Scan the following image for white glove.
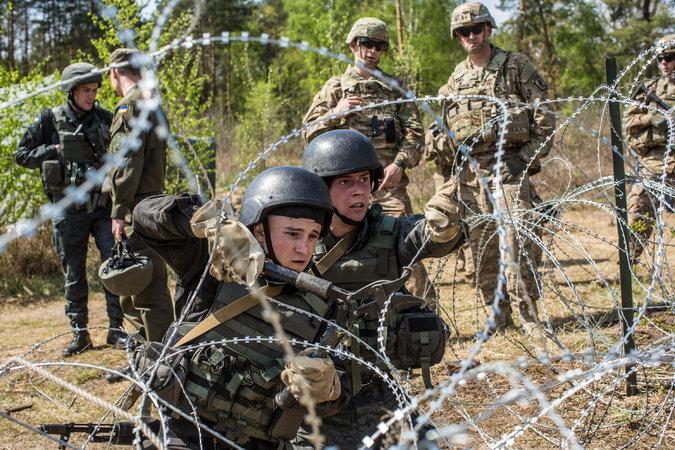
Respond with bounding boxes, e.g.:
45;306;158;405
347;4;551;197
190;200;265;286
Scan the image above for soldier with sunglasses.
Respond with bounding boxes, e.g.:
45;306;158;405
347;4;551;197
302;17;436;305
427;2;555;335
624;34;675;264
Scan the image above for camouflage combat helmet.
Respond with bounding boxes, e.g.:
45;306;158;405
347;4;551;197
99;239;153;297
345;17;389;45
303;130;384;193
657;34;675;55
450;2;498;39
60;62;103;94
239;166;334;237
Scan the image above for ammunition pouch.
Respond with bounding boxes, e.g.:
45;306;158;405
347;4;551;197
41;158;66;194
132;340;189;406
41;132;101;196
449;99;530;150
396;312;450;380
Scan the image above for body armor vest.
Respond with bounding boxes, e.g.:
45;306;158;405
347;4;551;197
181;281;327;446
341;74;401;162
627;78;675;155
443;49;530;154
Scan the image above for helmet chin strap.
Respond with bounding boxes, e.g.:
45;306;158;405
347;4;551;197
262;217;282;266
334;209;362;227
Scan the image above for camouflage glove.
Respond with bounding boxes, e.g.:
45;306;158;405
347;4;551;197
500;155;527;184
424;181;462;243
281;352;341;405
190;199;265;286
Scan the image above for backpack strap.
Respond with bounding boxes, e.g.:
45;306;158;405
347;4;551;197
314;228;359;275
41;107;56;145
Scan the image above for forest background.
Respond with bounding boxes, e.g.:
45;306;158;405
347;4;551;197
0;0;673;229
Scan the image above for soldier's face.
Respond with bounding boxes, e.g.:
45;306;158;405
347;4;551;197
329;171;371;225
254;215;322;272
71;82;99;111
657;53;675;75
350;40;384;68
458;23;491;54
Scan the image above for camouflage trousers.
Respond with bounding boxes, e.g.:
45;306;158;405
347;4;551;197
457;167;541;324
294;379;399;449
121;216;174;342
50;199;123;329
372;185;437;306
627;150;675;260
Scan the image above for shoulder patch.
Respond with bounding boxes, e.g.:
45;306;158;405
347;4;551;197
531;75;548;92
116;105;128;114
33;115;40;122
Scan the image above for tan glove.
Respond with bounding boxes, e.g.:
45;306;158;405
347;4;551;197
281;352;341;405
424;180;462;243
190;199;264;286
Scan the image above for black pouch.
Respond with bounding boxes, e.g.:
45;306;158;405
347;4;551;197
384;117;397;143
132;340;189;406
41;159;65;193
397;312;450;387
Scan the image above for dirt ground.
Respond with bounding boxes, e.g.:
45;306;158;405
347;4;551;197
1;206;675;449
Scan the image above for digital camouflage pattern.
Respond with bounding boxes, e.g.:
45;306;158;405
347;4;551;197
450;1;498;39
345;17;389;44
624;69;675;259
657;34;675;54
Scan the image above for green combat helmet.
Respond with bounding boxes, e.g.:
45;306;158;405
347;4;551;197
450;1;498;39
345;17;389;45
60;62;103;94
99;239;153;297
657;34;675;55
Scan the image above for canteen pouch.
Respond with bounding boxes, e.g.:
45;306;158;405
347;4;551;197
397;312;450;387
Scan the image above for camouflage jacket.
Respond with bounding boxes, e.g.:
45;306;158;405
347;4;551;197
431;46;555;171
302;65;424;168
105;85;168;220
625;76;675;157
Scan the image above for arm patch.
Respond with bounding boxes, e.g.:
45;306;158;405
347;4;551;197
531;75;548;92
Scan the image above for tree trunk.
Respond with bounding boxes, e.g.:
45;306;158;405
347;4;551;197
534;0;558;100
518;0;526;53
395;0;405;60
641;0;651;21
8;1;15;71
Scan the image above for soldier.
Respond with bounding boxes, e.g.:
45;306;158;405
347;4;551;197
297;130;465;448
104;48;173;382
302;16;434;302
428;2;555;333
132;167;350;449
15;63;126;357
625;34;675;263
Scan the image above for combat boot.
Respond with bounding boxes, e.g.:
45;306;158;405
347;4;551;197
488;303;514;335
106;328;129;349
105;365;131;384
62;331;93;357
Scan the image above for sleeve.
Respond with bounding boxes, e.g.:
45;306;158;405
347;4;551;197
394;94;424;168
395;214;466;266
428;82;458;166
301;77;345;144
517;57;556;163
107;102;146;219
15;113;60;169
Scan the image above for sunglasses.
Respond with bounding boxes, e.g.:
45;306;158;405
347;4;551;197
657;54;675;63
456;23;486;38
358;37;387;51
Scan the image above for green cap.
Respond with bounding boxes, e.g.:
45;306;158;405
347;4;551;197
109;48;140;67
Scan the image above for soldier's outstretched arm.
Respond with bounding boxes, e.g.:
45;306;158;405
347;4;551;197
301;77;346;144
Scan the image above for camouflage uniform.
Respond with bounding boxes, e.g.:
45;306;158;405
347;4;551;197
624;34;675;261
430;3;555;329
302;17;433;299
15;79;123;340
105;50;173;341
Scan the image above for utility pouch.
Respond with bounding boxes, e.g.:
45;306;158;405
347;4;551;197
397;312;450;388
371;115;382;137
384;117;397;143
61;133;96;164
41;159;65;193
269;401;306;440
133;340;189;406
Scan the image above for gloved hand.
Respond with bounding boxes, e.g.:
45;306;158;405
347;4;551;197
650;112;667;131
424;181;462;243
281;352;341;405
190;199;264;286
500;155;527;184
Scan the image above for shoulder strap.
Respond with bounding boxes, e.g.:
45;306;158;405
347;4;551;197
41;107;56;145
315;228;359;275
174;284;284;347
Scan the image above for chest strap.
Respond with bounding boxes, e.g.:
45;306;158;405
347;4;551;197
174;284;284;347
314;228;359;275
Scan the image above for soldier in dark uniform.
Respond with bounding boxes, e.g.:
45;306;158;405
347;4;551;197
15;62;126;358
104;48;174;382
297;130;465;448
132;167;350;449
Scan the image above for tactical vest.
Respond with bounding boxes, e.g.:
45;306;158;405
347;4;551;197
341;74;402;162
628;79;675;155
444;50;530;154
180;281;327;446
42;106;110;195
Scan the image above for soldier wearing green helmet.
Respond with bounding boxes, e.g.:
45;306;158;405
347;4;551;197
624;34;675;264
302;16;437;306
428;1;556;337
15;62;126;358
